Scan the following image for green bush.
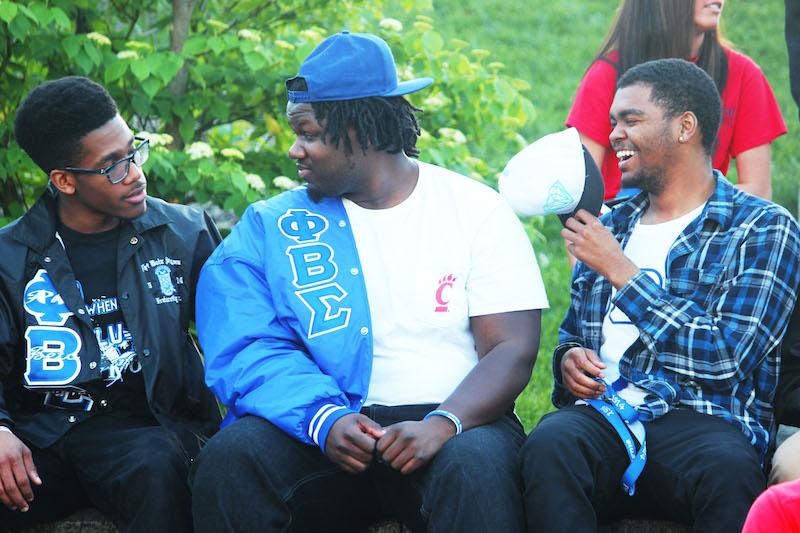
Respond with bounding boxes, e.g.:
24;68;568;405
0;0;535;226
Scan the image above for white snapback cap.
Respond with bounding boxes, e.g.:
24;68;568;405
499;127;604;225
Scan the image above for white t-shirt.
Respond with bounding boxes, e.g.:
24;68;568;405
344;161;548;406
600;203;706;406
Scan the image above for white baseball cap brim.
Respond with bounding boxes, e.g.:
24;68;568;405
499;127;604;225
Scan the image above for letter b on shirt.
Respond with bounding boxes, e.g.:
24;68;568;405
287;243;351;337
286;243;337;287
25;326;82;386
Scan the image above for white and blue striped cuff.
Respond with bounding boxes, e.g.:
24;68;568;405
308;403;348;448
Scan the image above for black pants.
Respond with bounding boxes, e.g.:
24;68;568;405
0;414;195;533
190;404;526;533
520;406;765;533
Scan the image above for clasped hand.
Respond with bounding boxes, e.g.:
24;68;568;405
325;413;456;475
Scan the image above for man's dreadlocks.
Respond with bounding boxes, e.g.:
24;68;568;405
311;96;422;157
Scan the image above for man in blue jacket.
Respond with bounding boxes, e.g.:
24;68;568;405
191;32;548;532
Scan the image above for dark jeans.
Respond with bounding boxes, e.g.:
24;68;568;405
191;404;526;533
0;414;195;533
520;406;765;533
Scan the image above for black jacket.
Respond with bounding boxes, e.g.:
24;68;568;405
0;190;222;452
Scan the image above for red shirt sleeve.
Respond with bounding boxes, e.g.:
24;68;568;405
726;49;787;157
566;58;618;148
566;56;621;199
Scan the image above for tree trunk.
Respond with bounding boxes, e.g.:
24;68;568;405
166;0;198;149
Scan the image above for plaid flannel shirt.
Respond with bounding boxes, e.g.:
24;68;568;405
553;173;800;461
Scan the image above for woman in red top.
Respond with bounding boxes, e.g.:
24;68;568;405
568;0;786;200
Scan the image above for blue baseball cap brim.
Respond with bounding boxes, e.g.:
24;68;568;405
384;77;434;98
286;31;433;103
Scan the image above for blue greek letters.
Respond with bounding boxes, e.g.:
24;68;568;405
286;244;338;287
24;270;72;326
296;283;350;338
25;326;82;386
279;209;328;243
23;269;82;387
279;209;351;338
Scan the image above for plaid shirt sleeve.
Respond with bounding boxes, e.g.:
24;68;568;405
612;208;800;391
551;264;593;407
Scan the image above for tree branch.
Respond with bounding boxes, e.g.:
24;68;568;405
123;8;141;41
221;0;273;33
195;107;265;135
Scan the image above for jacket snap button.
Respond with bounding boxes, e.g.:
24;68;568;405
130;236;139;245
43;257;51;263
68;415;76;423
89;362;97;369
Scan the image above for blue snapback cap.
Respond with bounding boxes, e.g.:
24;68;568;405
286;31;433;103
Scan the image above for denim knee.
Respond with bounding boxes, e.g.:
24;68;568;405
191;416;274;488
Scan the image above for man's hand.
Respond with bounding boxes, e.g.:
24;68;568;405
561;346;606;399
375;416;456;475
561;210;638;288
0;430;40;512
324;413;384;474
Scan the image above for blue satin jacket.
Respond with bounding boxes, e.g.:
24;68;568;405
197;188;373;452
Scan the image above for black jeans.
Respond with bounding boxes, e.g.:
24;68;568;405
0;414;195;532
520;406;765;533
190;404;526;533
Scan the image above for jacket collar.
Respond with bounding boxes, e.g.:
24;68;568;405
607;170;734;234
10;188;173;253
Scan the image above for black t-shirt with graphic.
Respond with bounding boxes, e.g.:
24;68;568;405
56;220;150;418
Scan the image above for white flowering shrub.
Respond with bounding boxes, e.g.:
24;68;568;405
0;1;534;225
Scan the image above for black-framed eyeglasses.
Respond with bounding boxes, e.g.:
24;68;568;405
63;137;150;185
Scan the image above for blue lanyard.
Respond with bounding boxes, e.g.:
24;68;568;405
585;378;647;496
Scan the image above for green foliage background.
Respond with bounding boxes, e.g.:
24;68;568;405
0;0;534;225
0;0;796;430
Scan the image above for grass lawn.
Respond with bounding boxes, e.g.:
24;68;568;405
410;0;799;430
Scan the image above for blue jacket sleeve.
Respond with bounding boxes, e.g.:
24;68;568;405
196;206;355;452
551;262;591;408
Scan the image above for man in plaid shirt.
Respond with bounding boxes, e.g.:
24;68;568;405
519;59;800;532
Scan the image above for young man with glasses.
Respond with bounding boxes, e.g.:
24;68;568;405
0;76;221;531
